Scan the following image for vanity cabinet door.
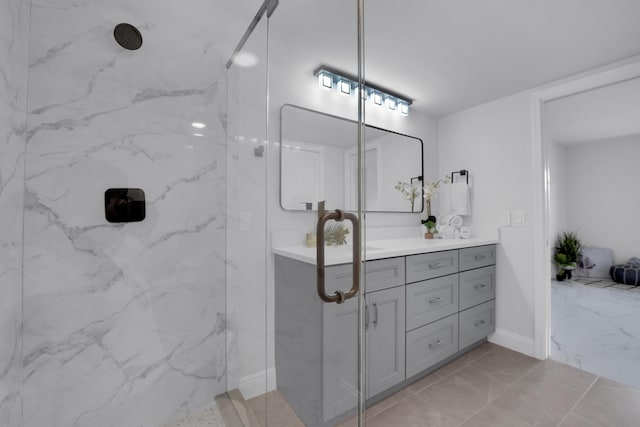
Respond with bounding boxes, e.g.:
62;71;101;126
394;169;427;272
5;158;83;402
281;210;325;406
322;298;358;421
366;286;406;398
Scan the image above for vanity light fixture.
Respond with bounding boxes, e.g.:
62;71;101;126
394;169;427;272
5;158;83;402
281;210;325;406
398;101;409;116
384;95;397;111
372;91;383;106
337;78;352;96
313;65;413;115
318;70;333;90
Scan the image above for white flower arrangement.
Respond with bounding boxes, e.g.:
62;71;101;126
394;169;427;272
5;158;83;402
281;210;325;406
422;175;451;216
394;181;421;212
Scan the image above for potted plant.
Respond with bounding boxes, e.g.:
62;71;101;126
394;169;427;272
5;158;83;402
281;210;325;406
554;232;583;281
422;219;437;239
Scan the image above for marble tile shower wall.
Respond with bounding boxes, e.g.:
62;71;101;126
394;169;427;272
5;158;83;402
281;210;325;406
21;2;228;426
0;0;29;426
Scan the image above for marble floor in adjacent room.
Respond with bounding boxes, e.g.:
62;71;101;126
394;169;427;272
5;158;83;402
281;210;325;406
551;279;640;390
244;342;640;426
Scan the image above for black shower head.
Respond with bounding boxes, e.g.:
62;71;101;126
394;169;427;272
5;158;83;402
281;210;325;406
114;23;143;50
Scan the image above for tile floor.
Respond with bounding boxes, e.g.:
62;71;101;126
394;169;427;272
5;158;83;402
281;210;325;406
247;342;640;427
551;279;640;390
164;402;225;427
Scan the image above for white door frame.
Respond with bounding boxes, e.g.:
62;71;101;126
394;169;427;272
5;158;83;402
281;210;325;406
531;59;640;359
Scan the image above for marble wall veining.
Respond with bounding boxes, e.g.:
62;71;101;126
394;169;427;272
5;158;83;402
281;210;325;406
0;0;29;425
21;1;228;426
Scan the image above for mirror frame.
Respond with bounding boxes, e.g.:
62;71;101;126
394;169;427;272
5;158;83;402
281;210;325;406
279;103;424;213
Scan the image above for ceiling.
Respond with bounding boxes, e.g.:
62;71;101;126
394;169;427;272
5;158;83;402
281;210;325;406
224;0;640;117
546;76;640;144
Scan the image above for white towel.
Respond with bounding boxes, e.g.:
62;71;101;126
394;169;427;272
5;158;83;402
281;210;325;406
453;229;461;239
441;225;455;239
460;226;471;239
450;182;471;215
438;214;451;227
449;215;463;229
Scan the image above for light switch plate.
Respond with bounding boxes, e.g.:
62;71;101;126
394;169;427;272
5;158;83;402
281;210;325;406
513;211;526;227
500;211;511;227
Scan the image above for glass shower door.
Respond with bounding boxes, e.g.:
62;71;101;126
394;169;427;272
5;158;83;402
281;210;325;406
225;0;367;425
265;0;367;426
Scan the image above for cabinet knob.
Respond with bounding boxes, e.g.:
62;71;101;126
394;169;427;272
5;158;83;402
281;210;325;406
474;283;486;290
474;319;486;328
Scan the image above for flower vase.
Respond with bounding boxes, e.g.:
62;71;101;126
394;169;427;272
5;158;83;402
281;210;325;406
424;232;434;239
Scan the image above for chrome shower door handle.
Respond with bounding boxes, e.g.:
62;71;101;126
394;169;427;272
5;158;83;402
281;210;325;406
316;209;361;304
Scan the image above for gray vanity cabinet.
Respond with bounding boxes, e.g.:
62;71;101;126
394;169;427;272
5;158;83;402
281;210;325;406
322;268;405;420
274;244;497;426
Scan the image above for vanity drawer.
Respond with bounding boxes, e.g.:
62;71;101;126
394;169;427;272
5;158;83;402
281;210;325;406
326;257;405;295
406;274;459;331
459;265;496;310
460;245;496;271
459;300;495;349
364;257;405;293
406;250;458;283
406;314;458;378
459;245;496;271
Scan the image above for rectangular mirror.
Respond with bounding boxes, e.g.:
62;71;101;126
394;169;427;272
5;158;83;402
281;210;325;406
280;104;424;212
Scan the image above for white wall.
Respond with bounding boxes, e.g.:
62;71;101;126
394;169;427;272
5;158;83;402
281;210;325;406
563;135;640;263
438;92;536;354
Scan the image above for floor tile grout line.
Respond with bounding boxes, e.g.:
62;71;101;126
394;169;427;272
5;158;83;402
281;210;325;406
365;372;447;421
556;375;601;427
366;344;499;423
455;358;543;426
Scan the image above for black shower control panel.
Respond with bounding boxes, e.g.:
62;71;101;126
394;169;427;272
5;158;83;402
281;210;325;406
105;188;146;223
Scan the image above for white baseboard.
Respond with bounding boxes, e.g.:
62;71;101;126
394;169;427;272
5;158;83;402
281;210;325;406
238;368;277;400
489;328;536;358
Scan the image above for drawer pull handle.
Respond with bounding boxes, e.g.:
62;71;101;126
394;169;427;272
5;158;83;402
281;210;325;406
475;319;486;328
428;262;443;269
429;297;443;305
474;283;486;290
474;255;486;260
429;339;443;349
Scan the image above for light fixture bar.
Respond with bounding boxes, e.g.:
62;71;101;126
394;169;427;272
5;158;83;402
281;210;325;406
313;65;413;115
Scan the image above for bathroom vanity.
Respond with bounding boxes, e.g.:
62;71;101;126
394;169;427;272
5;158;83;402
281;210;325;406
273;238;498;426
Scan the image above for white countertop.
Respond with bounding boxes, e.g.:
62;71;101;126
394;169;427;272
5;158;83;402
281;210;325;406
272;237;499;266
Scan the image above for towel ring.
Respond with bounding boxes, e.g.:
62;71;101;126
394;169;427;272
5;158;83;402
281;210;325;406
451;169;469;184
